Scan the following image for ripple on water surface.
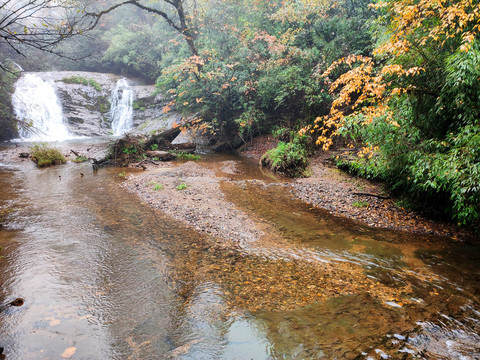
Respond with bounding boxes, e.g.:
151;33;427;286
0;152;479;359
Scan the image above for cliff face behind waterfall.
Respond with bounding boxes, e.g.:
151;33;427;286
9;71;178;140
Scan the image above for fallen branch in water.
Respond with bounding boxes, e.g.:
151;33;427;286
70;149;80;157
352;192;391;200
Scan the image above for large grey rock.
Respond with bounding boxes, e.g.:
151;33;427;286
12;71;212;148
128;85;182;137
32;71;172;138
35;71;119;137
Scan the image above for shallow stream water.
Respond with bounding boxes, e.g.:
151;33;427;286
0;144;479;359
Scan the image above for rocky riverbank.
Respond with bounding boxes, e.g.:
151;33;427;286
242;137;472;241
120;155;473;252
1;139;472;242
290;156;471;240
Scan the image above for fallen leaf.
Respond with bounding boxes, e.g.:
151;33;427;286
49;319;61;326
61;347;76;358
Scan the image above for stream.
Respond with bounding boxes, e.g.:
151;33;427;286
0;141;479;359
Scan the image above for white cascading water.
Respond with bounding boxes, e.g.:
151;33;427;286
110;78;134;136
12;73;71;141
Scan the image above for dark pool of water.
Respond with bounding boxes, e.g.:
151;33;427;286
0;147;479;359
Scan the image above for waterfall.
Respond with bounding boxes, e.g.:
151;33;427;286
110;78;134;136
13;62;23;72
12;73;71;141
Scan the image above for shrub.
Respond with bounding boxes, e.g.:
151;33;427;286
261;134;309;177
30;143;66;167
337;109;480;228
108;136;146;166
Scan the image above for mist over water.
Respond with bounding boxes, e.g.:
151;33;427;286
12;74;72;142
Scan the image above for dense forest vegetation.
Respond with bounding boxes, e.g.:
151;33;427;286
1;0;479;230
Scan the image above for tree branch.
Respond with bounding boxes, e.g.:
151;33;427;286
85;1;182;34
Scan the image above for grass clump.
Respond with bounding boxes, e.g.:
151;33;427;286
353;201;369;208
153;183;164;191
62;76;102;91
72;155;88;163
30;143;66;167
261;133;308;177
176;182;188;191
174;152;201;161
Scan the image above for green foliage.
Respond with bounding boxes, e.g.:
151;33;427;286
339;103;480;227
72;155;88;163
0;208;14;228
122;146;138;155
437;46;480;132
174;152;201;161
101;23;171;80
97;96;111;114
408;126;480;226
176;182;188;191
0;62;20;141
30;143;66;167
157;54;249;140
153;183;164;191
155;0;374;141
62;76;102;91
272;127;289;139
332;32;480;229
235;108;268;141
261;134;309;177
133;101;147;111
353;201;369;208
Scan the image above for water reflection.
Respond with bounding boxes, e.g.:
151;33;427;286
0;161;275;359
0;151;479;359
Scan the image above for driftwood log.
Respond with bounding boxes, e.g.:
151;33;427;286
91;127;194;168
145;150;177;161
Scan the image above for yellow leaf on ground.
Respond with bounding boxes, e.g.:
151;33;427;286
61;347;76;358
49;319;60;326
